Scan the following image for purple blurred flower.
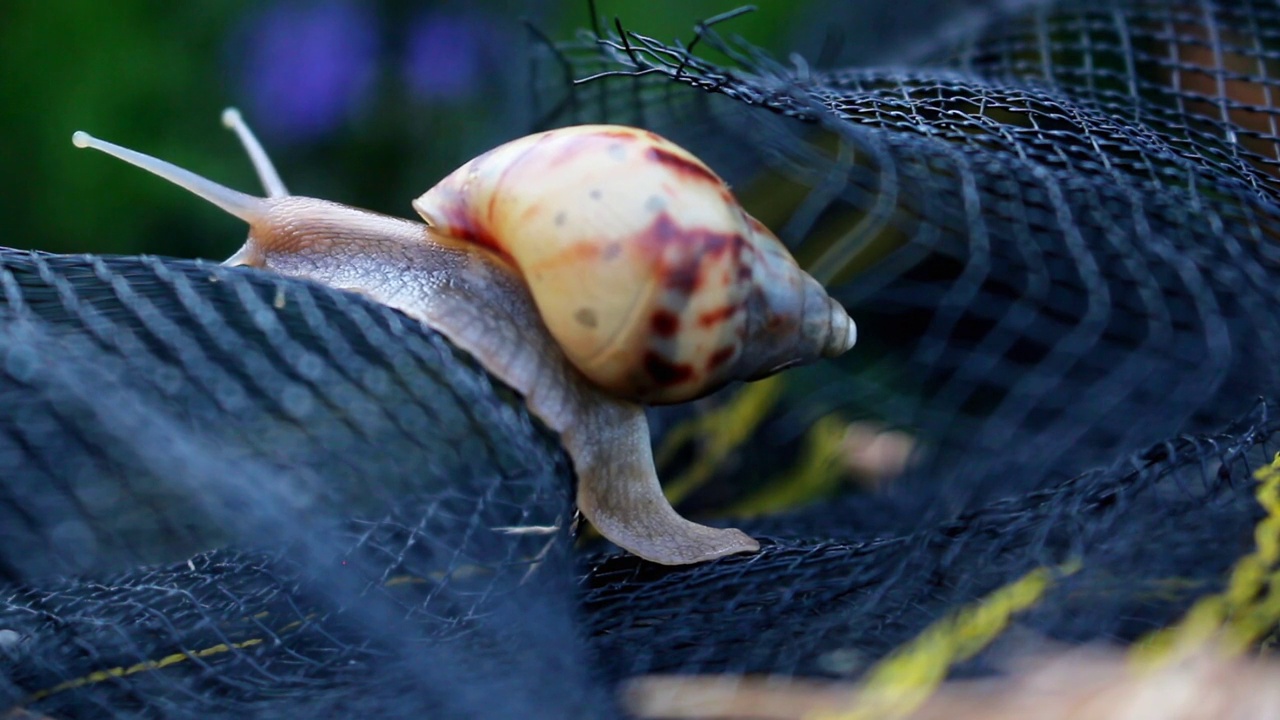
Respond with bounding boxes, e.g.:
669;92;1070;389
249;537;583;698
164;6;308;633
234;0;379;140
403;11;497;102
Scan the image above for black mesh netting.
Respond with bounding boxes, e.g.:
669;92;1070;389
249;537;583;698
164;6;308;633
7;0;1280;717
545;0;1280;511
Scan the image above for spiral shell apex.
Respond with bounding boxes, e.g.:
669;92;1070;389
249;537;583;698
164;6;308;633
412;124;856;404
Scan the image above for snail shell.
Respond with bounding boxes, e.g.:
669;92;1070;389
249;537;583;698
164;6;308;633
415;125;855;403
70;113;857;565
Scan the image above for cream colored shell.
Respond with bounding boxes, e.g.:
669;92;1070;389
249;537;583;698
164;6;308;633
413;125;855;404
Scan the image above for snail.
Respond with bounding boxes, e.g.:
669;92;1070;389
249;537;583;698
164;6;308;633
70;111;856;565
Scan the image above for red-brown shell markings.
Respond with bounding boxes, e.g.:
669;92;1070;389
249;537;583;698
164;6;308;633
650;310;681;338
626;213;744;287
706;346;738;372
645;146;723;186
625;206;757;397
697;305;738;329
432;201;506;259
643;351;695;387
531;242;603;273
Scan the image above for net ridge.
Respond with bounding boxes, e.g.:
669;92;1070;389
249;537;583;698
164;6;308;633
543;0;1280;510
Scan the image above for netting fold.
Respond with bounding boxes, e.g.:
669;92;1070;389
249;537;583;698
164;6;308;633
8;0;1280;716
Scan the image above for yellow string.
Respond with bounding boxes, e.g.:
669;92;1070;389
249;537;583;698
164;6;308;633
810;562;1078;720
1131;451;1280;666
17;570;441;707
727;414;850;517
657;377;785;506
26;637;265;702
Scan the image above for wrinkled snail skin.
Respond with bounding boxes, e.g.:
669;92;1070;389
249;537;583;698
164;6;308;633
228;199;760;565
70;115;856;565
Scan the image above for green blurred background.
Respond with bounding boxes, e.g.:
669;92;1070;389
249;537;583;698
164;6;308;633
2;1;821;262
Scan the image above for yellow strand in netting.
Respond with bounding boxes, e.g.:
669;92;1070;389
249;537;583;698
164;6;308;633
1131;451;1280;667
727;414;851;517
657;377;785;506
809;561;1079;720
25;636;269;703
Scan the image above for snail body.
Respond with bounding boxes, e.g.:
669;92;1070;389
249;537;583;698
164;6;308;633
71;113;856;565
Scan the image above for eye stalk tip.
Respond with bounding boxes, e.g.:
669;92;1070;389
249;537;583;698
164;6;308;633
220;107;243;130
71;131;93;149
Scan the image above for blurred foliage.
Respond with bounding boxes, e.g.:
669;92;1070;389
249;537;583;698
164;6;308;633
2;0;815;261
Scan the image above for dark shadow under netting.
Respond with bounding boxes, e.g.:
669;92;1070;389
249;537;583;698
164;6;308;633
5;0;1280;717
